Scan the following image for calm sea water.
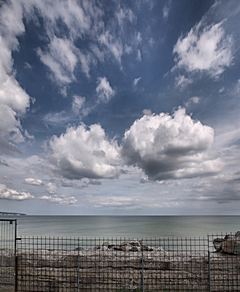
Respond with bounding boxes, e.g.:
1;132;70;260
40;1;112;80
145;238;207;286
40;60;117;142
7;215;240;238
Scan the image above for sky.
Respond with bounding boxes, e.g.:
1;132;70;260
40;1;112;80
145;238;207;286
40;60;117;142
0;0;240;215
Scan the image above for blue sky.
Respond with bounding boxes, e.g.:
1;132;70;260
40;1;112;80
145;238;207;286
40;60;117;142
0;0;240;215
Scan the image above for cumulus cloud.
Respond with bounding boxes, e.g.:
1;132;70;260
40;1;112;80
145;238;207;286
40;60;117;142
96;77;115;103
122;108;222;180
173;22;233;77
49;123;121;179
0;184;33;200
25;177;43;186
41;194;77;205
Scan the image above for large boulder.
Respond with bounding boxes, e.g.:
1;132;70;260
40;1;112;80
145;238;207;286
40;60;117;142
213;231;240;255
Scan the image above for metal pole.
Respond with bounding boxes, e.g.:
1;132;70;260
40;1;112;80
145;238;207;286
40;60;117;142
207;235;211;292
140;240;144;292
77;238;80;292
14;220;18;292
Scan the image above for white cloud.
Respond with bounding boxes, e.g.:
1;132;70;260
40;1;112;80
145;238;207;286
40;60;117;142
162;0;171;20
49;123;121;179
96;77;115;103
26;0;94;39
185;96;201;108
46;182;57;194
116;6;135;27
233;79;240;96
99;31;123;64
43;111;72;126
38;37;78;85
175;75;192;89
173;22;233;77
77;50;92;78
91;196;139;208
122;108;222;180
0;1;31;151
0;184;33;200
133;77;142;87
136;49;142;61
142;109;152;116
25;177;43;186
41;194;77;205
72;95;86;114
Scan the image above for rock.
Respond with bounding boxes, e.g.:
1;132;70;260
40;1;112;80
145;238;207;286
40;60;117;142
129;246;140;252
213;238;224;252
128;240;141;247
99;246;109;251
141;245;154;251
213;232;240;255
95;240;162;253
222;239;235;254
235;231;240;238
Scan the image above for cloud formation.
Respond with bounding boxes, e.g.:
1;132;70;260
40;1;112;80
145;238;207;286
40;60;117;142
38;37;78;85
72;95;86;115
133;77;141;87
122;108;222;180
41;194;77;205
50;123;120;179
173;22;233;77
175;75;192;89
96;77;115;103
25;178;43;186
0;184;33;200
0;1;31;153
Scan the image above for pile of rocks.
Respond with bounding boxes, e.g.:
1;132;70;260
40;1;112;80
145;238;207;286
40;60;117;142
97;240;163;252
213;231;240;255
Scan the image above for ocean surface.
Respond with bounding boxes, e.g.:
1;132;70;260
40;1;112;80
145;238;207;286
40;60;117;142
5;215;240;238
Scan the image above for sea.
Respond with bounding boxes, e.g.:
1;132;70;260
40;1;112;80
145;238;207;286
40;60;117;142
7;215;240;238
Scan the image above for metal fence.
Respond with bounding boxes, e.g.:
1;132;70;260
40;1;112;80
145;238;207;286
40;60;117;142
0;219;240;291
15;235;240;291
0;219;17;292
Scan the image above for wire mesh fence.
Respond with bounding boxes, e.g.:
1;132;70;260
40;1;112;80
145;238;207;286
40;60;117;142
0;219;17;292
0;219;240;291
15;235;240;291
208;233;240;291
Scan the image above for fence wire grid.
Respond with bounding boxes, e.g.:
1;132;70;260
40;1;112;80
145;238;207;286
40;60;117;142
0;219;240;292
0;219;17;292
15;235;240;292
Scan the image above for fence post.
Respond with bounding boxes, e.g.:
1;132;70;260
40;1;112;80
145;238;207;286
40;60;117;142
14;220;18;292
140;240;144;292
207;235;211;292
77;238;80;292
